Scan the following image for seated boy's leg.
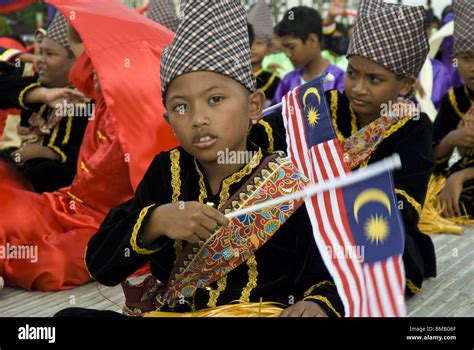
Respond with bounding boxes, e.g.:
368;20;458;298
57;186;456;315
21;159;76;193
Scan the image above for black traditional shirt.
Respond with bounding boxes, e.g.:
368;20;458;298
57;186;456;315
86;144;344;316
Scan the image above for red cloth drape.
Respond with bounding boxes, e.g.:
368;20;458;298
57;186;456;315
0;0;177;290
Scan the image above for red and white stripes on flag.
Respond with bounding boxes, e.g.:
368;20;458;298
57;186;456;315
281;86;406;317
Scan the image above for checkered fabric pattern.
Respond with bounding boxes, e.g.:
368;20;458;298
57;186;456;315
347;0;428;77
160;0;256;101
46;12;71;51
453;0;474;55
147;0;180;32
247;0;273;45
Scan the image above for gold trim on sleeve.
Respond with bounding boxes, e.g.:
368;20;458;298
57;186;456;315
62;116;73;145
395;188;422;216
303;295;342;317
18;82;41;110
130;204;160;255
303;280;334;297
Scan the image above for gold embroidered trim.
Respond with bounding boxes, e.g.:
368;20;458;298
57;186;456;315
330;90;344;142
18;82;41;110
406;278;421;294
239;254;258;303
170;149;183;259
47;123;67;163
358;116;413;169
218;148;263;209
48;145;67;163
395;188;422;216
258;119;274;153
97;130;107;141
449;88;464;119
253;67;264;77
261;73;277;93
349;105;358;135
130;204;159;255
207;275;228;308
62;116;73;145
194;159;208;203
303;295;341;317
83;245;95;280
67;191;84;204
170;149;181;202
81;161;90;174
303;280;334;297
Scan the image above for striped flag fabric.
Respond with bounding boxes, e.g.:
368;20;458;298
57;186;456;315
280;74;406;317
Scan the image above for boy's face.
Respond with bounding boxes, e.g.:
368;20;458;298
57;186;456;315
456;52;474;92
251;37;269;66
36;37;75;88
165;71;264;164
279;34;318;68
344;55;413;118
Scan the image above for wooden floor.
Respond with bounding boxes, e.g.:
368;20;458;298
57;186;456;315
1;229;473;317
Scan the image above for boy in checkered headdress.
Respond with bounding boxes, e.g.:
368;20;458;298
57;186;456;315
84;0;344;318
247;0;280;103
433;0;474;219
342;0;436;295
146;0;180;32
254;0;437;295
0;12;89;193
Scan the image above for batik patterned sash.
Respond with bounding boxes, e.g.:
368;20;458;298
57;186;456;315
340;99;417;169
161;153;309;306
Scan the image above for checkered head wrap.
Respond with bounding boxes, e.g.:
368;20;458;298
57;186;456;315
453;0;474;55
147;0;180;32
347;0;428;77
160;0;256;102
46;12;71;51
247;0;273;45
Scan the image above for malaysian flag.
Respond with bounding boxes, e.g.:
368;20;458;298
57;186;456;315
281;74;406;317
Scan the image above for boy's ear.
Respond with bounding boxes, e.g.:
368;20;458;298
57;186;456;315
399;76;416;97
308;33;320;48
249;90;266;125
163;112;170;125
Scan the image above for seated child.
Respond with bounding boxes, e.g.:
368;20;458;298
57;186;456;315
247;0;281;103
432;0;474;218
271;6;345;106
81;0;343;317
0;13;89;193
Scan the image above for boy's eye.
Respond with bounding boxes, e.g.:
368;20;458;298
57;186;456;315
173;103;188;114
369;76;381;84
209;96;224;104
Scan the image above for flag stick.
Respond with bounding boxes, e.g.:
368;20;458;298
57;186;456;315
261;73;335;115
225;153;401;220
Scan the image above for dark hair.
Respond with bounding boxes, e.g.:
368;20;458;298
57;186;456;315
247;22;255;48
424;8;440;31
275;6;323;43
